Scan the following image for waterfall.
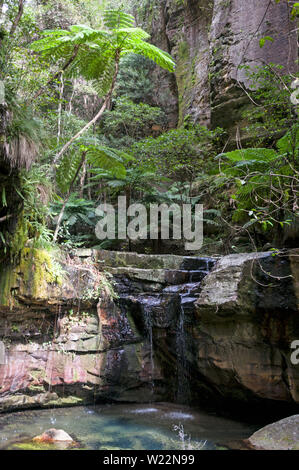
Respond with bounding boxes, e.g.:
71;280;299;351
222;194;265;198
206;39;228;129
112;254;216;404
175;258;216;404
142;303;154;397
176;298;190;404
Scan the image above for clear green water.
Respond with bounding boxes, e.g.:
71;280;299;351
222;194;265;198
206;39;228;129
0;403;259;450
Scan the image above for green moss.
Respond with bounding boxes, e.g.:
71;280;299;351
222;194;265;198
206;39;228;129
9;212;28;262
0;248;64;307
46;396;83;407
28;384;45;392
0;264;16;307
9;440;81;450
175;41;196;126
9;441;55;451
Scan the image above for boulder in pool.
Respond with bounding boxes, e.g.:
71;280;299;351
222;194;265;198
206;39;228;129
248;415;299;450
33;428;73;443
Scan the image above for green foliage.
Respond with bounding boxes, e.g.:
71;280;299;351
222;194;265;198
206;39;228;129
0;90;45;170
89;166;159;198
30;9;175;96
85;142;127;178
100;97;166;148
241;64;296;144
116;54;155;104
218;127;299;236
56;139;127;194
132;125;225;185
1;164;54;258
50;194;97;247
259;36;274;48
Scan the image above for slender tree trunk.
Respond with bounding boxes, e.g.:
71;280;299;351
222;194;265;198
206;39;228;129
0;0;4;19
10;0;24;36
79;154;87;198
87;167;92;200
53;50;121;166
57;73;64;145
53;151;86;242
68;80;76;116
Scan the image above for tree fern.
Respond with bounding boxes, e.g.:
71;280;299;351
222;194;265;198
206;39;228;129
30;9;175;163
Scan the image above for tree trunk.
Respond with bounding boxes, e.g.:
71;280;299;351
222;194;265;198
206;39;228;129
53;50;121;166
79;154;87;198
0;0;4;19
10;0;24;36
57;73;64;145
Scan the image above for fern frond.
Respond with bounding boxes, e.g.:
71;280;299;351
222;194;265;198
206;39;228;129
123;38;175;73
86;145;126;178
91;57;116;95
56;151;82;193
116;28;150;42
103;10;135;30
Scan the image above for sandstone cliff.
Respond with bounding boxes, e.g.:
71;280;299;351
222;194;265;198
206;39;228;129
136;0;298;130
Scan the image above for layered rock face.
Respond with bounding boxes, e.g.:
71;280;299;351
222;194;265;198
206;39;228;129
0;249;170;412
137;0;297;129
0;248;215;412
0;248;299;414
193;250;299;408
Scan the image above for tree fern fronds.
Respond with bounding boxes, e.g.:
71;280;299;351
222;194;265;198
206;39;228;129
103;9;135;29
29;8;176;162
56;151;82;193
85;144;126;178
116;28;150;42
124;39;175;73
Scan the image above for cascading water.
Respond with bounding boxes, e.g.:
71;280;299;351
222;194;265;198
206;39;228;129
174;258;216;404
113;255;216;404
176;299;190;404
142;302;155;397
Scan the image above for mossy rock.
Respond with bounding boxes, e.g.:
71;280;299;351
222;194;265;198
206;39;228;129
0;248;64;308
9;440;79;450
248;415;299;450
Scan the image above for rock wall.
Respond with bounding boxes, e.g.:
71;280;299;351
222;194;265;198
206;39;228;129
0;248;299;414
136;0;298;130
0;249;169;412
193;250;299;409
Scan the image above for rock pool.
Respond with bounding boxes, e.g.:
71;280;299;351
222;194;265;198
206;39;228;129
0;403;260;450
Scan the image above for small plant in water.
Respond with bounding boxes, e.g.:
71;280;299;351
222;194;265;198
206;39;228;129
172;423;206;450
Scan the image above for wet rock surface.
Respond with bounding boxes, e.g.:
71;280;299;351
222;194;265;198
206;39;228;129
0;249;215;411
248;415;299;450
33;428;73;442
